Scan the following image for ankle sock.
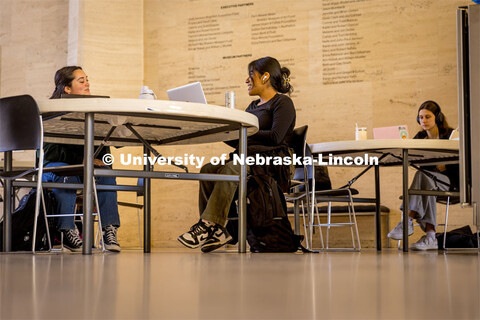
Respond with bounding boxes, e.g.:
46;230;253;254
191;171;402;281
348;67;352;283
426;231;436;239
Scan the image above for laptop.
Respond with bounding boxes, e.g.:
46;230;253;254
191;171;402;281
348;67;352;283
167;82;207;104
449;128;459;140
373;125;409;140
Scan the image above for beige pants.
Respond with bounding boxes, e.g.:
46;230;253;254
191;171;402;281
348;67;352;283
199;161;250;226
401;170;450;231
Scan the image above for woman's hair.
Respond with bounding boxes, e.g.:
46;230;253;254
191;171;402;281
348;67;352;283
50;66;83;99
248;56;293;95
417;100;452;134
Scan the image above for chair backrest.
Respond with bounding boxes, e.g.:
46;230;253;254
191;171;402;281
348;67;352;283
289;126;333;191
290;125;308;165
0;95;41;152
290;125;314;180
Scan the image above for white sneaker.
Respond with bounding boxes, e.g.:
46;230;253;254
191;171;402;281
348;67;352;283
410;235;438;251
387;220;414;240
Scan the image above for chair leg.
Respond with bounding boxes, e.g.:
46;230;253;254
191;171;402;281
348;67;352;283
308;199;314;250
32;173;44;253
348;190;361;250
32;187;48;253
327;202;332;249
136;195;142;248
443;196;450;250
346;200;355;249
314;198;324;250
300;200;310;250
40;191;52;251
92;177;105;252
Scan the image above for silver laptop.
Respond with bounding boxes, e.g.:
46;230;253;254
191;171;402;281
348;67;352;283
167;82;207;104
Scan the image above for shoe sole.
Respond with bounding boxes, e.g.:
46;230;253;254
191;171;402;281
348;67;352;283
201;235;233;253
387;231;414;240
62;245;82;252
105;244;121;252
410;245;438;251
177;236;202;249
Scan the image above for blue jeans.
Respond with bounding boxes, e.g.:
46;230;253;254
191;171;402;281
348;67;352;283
42;162;120;230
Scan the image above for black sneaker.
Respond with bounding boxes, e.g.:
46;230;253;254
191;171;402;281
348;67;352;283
103;225;121;252
178;220;213;249
201;224;232;253
63;229;83;252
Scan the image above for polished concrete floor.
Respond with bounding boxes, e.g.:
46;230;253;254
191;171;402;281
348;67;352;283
0;248;479;320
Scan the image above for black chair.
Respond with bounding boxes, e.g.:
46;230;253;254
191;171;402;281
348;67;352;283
284;126;322;249
437;195;463;250
285;125;361;251
1;95;104;253
0;94;49;252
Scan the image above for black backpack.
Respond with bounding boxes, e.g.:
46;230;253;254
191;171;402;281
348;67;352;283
245;175;305;253
436;225;478;249
0;189;56;251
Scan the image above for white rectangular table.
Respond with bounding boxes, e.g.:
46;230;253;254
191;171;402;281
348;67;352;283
310;139;459;251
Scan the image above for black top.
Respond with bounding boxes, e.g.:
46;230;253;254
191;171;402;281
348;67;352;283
225;93;296;191
413;128;459;190
42;143;109;165
226;93;296;153
246;93;296;148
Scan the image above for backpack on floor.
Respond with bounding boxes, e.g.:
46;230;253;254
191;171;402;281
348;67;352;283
245;174;305;253
436;225;478;249
0;189;56;251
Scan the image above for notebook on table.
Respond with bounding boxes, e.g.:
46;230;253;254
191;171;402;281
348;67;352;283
167;82;207;104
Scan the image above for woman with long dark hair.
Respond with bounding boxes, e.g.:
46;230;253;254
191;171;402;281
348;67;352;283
178;56;296;253
387;100;458;250
42;66;121;252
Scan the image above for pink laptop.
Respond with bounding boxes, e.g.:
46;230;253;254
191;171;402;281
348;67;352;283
373;125;409;139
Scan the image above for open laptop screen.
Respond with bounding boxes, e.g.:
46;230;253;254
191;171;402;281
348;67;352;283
167;82;207;104
373;125;409;139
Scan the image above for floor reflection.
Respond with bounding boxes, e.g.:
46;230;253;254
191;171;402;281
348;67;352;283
0;249;478;319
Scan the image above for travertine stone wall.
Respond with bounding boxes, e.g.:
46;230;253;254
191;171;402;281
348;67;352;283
0;0;69;99
76;0;145;246
70;0;144;98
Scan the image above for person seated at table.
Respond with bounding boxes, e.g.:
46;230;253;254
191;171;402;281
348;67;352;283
387;100;459;250
178;56;296;253
42;66;121;252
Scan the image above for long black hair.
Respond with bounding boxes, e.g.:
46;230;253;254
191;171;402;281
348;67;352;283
248;57;293;95
50;66;83;99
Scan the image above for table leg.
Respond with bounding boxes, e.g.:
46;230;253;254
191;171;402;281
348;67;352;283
143;146;152;253
83;112;94;255
2;151;13;252
238;127;247;253
402;148;409;252
375;165;382;251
